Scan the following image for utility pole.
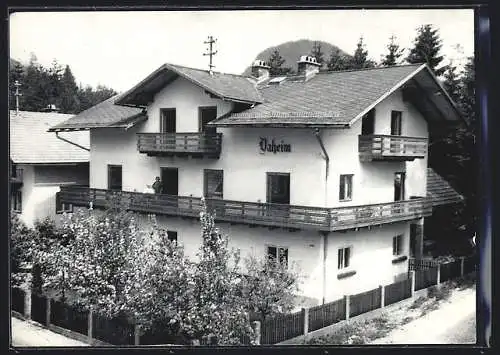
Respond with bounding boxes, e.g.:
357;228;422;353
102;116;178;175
14;80;22;115
203;35;218;75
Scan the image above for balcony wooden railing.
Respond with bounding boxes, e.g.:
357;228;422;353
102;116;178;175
358;135;428;162
137;133;222;158
59;186;433;232
10;168;23;185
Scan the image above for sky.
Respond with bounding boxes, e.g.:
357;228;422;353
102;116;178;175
9;9;474;93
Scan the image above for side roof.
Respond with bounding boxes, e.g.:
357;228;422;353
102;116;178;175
48;94;146;132
115;63;263;107
211;64;464;128
427;168;464;207
10;111;90;164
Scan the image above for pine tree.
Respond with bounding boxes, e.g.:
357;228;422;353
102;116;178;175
327;48;353;71
442;63;461;102
60;65;80;113
381;35;404;67
310;42;325;68
407;24;447;76
47;59;64;108
352;36;376;69
267;48;292;76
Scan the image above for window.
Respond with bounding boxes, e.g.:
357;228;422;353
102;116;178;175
11;189;22;213
391;111;402;136
339;174;353;201
167;230;178;242
393;235;403;256
108;165;122;191
56;192;73;214
267;246;288;267
361;109;375;135
338;247;351;269
160;108;176;133
204;169;223;198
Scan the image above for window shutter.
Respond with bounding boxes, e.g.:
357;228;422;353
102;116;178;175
345;248;350;267
338;249;343;269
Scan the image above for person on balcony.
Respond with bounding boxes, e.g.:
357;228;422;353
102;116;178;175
152;176;163;194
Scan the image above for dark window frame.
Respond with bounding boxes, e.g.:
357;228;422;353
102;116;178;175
160;108;177;133
107;165;123;191
393;234;404;256
266;172;291;205
198;106;218;134
338;247;351;270
339;174;353;202
266;245;289;268
391;110;403;136
11;189;22;213
167;230;178;242
204;169;224;199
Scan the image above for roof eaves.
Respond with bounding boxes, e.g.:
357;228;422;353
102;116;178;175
347;63;427;127
115;64;169;106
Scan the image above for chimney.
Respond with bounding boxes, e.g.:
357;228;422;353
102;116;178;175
297;55;321;80
251;59;270;82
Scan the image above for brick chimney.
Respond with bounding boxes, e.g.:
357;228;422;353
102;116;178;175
251;59;270;82
297;55;321;80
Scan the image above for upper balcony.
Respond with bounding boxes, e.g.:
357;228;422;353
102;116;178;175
137;133;222;158
358;135;428;162
10;167;23;185
59;186;432;232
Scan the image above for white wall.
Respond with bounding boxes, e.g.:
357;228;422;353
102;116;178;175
15;164;88;227
324;222;410;302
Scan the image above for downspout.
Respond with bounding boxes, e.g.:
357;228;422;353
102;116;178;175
314;128;330;305
55;131;90;152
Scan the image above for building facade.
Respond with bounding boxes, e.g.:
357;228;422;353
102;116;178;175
9;111;90;227
52;57;463;306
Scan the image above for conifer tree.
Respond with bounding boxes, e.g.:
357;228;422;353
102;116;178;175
381;35;404;67
267;48;292;76
327;48;353;71
352;36;376;69
407;24;447;76
310;42;325;68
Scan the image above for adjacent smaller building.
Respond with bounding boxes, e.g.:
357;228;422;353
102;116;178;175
9;110;90;227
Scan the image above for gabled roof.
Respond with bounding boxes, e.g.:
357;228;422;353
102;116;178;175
10;111;90;164
211;64;464;128
115;63;264;107
427;168;464;207
48;94;146;132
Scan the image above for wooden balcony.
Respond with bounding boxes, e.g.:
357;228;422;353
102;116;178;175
10;168;23;185
59;186;433;232
137;133;222;158
358;135;427;162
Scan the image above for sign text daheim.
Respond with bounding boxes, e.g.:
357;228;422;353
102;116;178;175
259;137;291;154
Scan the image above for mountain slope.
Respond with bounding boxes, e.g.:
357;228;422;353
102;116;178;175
242;39;351;75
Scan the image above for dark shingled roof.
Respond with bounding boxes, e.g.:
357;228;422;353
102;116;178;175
48;94;146;132
10;111;89;164
115;63;264;107
211;64;428;127
427;168;464;207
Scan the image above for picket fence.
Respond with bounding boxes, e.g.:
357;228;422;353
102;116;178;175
11;255;476;346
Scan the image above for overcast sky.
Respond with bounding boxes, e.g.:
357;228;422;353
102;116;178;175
9;9;474;93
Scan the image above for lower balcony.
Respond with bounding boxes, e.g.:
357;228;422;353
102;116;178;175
59;186;433;232
358;135;428;162
137;133;222;158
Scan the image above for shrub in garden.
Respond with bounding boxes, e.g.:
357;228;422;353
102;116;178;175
10;213;33;287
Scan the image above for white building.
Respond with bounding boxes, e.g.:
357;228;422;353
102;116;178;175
9;110;90;227
50;57;463;307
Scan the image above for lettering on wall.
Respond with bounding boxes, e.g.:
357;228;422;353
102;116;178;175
259;137;291;154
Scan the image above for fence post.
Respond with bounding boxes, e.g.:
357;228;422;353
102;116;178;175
87;309;93;345
436;263;441;286
45;297;51;326
460;256;465;276
345;295;350;321
252;321;261;345
380;285;385;308
302;308;309;335
410;270;416;297
134;324;141;345
24;288;32;319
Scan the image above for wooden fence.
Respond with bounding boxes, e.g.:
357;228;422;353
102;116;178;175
11;255;475;346
383;277;412;307
349;287;382;317
260;309;304;345
307;298;346;332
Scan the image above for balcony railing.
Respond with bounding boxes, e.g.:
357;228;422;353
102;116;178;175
10;168;23;185
59;186;433;232
137;133;222;158
358;135;427;162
